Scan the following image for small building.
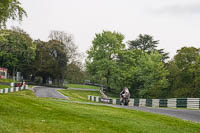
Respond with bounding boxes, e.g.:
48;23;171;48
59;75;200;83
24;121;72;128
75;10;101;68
0;67;8;79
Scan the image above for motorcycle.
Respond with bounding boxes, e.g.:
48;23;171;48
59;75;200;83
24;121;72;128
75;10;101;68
120;90;130;106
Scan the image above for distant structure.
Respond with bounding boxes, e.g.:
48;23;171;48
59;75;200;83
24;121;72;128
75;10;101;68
0;67;8;79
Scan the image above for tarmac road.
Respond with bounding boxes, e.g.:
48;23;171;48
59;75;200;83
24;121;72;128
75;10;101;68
32;86;200;123
33;86;68;99
112;105;200;123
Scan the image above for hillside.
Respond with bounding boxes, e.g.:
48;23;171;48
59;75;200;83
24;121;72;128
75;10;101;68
0;90;200;133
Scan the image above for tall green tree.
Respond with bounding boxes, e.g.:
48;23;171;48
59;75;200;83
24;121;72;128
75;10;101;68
134;51;169;98
32;40;53;83
0;0;27;28
33;39;69;86
65;62;85;84
48;31;79;86
0;28;36;77
168;47;200;98
128;34;158;53
86;31;125;91
128;34;169;62
112;49;139;90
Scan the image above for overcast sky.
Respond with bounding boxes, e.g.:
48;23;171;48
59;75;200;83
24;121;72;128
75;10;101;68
8;0;200;58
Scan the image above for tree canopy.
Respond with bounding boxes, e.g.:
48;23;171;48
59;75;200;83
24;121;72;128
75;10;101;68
0;28;36;76
0;0;27;28
167;47;200;98
1;25;199;99
86;31;169;98
128;34;169;62
86;31;125;91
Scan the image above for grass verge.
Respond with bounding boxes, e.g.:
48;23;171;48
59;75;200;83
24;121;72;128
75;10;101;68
67;84;100;89
0;90;200;133
0;84;10;89
0;78;14;83
58;89;100;102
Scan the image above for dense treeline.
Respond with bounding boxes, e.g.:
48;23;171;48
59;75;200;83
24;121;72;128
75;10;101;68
0;28;199;98
0;1;199;98
86;31;200;98
0;27;83;86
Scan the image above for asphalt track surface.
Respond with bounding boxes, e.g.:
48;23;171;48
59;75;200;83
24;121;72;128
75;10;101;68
32;86;200;123
33;86;68;99
113;105;200;123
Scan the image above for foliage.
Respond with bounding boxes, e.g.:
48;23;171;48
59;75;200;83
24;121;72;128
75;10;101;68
128;34;169;62
128;34;158;53
134;51;169;98
0;0;27;28
0;28;36;77
49;30;79;63
111;49;138;90
167;47;200;98
86;31;125;90
33;39;68;86
30;31;82;86
65;63;85;84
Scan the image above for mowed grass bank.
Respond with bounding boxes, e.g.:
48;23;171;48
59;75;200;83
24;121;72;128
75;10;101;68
58;89;100;102
67;84;100;89
0;78;14;83
0;84;10;89
0;90;200;133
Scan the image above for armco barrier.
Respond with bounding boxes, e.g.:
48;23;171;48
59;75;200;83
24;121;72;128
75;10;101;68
146;99;152;107
167;98;176;108
0;85;28;94
187;98;200;109
139;99;146;107
159;99;168;107
88;96;200;109
177;98;187;108
134;98;139;106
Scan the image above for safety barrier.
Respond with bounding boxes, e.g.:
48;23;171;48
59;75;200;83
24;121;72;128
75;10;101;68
88;96;200;109
0;85;28;94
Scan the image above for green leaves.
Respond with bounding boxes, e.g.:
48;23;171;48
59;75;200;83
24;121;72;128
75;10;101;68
86;31;169;98
168;47;200;98
128;34;169;62
86;31;125;88
0;0;27;28
0;28;35;74
135;51;169;98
